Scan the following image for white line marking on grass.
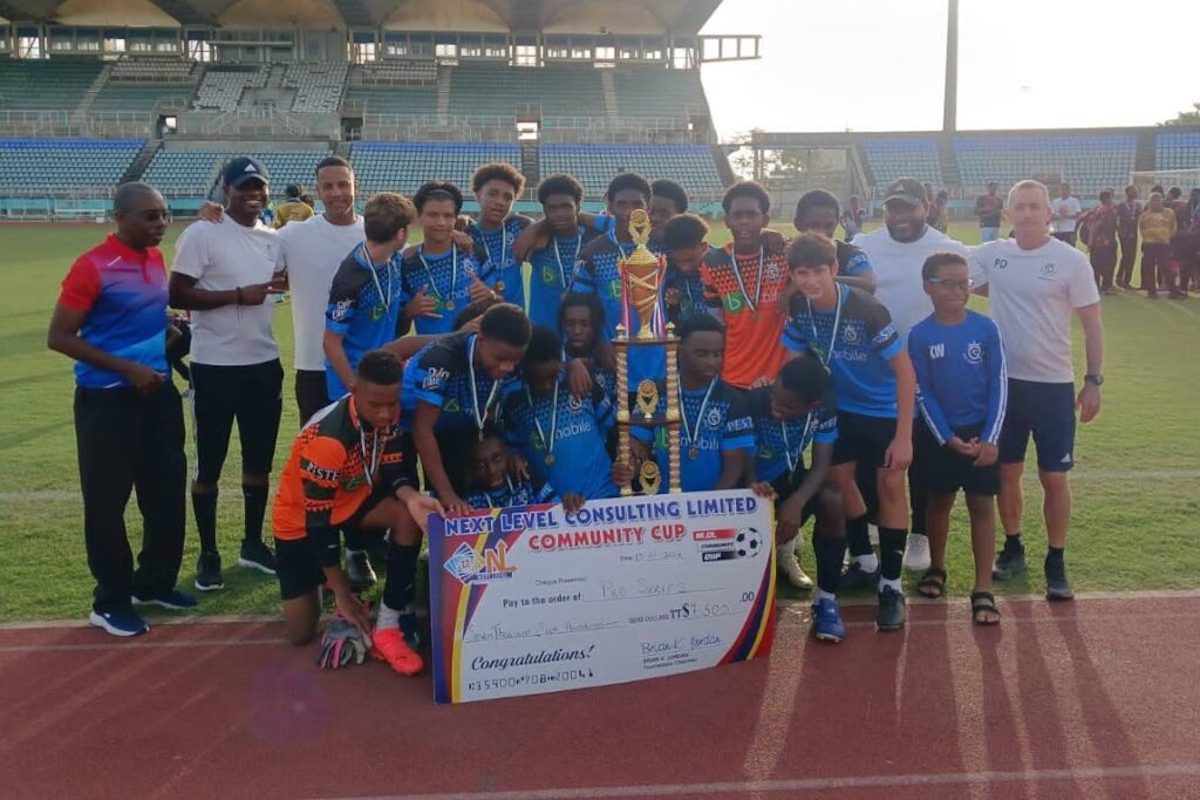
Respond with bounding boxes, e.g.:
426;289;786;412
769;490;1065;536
315;763;1200;800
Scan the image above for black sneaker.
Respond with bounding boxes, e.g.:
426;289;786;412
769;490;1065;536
346;550;377;592
993;544;1027;580
840;560;881;591
398;607;422;650
194;551;224;591
877;586;906;631
366;531;389;564
1045;562;1075;602
238;539;277;575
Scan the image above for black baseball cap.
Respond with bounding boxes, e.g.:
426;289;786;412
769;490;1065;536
222;156;269;189
883;177;925;206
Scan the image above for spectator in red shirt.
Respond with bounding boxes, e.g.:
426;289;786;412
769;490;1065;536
1115;185;1141;289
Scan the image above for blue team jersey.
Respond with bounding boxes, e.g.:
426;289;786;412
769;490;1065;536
465;479;557;510
528;229;586;329
664;261;710;326
324;244;406;399
748;387;838;484
470;216;530;310
501;378;618;500
908;309;1008;445
401;332;518;432
632;380;755;493
782;284;902;418
836;240;873;279
572;232;668;386
399;245;481;335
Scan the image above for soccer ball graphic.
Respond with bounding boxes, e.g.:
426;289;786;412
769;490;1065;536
735;528;762;558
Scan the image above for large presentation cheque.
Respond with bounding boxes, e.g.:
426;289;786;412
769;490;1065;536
428;489;777;704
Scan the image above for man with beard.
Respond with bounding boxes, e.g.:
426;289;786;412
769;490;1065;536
850;177;969;577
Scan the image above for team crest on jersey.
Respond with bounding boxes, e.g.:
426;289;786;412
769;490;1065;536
541;265;557;285
724;292;746;313
568;395;584;412
964;341;984;365
342;473;367;491
766;263;782;281
1041;263;1057;276
370;304;386;322
705;408;723;429
607;279;623;299
842;324;861;345
444;398;461;413
758;443;776;461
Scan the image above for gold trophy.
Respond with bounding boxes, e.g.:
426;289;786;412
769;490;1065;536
614;208;682;496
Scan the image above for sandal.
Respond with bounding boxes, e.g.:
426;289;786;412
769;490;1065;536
970;591;1001;625
917;567;947;599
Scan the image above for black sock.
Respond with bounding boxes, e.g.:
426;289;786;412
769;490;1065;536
1045;546;1065;576
192;491;218;554
846;514;872;557
343;524;367;552
383;540;420;611
1004;532;1023;553
813;536;846;595
242;484;268;545
879;527;908;581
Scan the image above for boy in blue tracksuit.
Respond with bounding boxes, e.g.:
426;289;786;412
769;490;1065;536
907;252;1007;625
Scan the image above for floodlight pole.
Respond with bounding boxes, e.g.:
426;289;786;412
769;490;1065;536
943;0;959;133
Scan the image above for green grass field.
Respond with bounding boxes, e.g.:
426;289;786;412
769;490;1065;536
0;219;1197;622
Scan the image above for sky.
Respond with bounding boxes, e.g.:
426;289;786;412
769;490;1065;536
699;0;1200;141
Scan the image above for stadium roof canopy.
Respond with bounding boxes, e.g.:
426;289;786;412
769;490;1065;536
3;0;724;33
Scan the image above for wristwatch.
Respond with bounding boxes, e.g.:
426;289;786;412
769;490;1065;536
1084;373;1104;386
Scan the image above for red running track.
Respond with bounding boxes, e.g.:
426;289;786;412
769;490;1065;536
2;594;1199;800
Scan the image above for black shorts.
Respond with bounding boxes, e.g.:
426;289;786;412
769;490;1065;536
294;369;330;426
914;422;1000;496
190;359;284;483
998;379;1076;472
770;466;819;527
831;411;897;468
275;486;393;601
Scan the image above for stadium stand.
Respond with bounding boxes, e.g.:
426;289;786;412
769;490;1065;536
862;138;943;190
345;63;438;115
349;141;522;195
447;63;605;120
0;57;101;111
1154;131;1200;171
955;133;1136;196
192;65;267;112
611;66;705;121
540;144;725;198
107;56;196;83
0;139;143;193
284;63;349;114
141;146;331;196
92;59;199;113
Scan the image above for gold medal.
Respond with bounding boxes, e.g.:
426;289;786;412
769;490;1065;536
445;298;456;310
545;453;556;466
495;281;507;293
688;447;700;460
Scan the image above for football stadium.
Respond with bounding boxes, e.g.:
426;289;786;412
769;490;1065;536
1;0;1200;796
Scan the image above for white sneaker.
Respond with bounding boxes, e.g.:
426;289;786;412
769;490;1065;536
778;538;813;590
902;533;932;571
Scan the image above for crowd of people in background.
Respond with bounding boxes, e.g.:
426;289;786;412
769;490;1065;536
50;160;1109;680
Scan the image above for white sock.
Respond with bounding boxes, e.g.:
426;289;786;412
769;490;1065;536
855;553;879;572
376;601;401;631
776;536;797;554
814;588;836;603
879;577;902;594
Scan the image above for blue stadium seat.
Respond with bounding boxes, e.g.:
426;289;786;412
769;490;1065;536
349;141;522;195
0;139;143;194
539;144;724;201
954;134;1136;197
141;148;332;196
862;138;942;190
1154;131;1200;171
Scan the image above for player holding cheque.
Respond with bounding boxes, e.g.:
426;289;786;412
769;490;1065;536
781;234;917;631
271;350;442;675
907;253;1007;624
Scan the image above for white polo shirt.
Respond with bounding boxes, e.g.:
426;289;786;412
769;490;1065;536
277;214;365;372
1050;196;1082;234
172;216;284;366
852;225;971;339
969;237;1100;383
